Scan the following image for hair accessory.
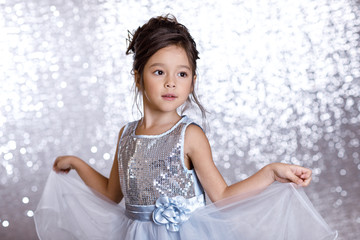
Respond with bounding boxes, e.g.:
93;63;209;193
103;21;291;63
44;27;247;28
126;29;134;53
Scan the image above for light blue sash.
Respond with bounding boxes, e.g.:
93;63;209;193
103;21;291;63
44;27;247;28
125;194;205;232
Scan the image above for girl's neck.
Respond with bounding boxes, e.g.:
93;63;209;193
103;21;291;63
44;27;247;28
136;112;182;135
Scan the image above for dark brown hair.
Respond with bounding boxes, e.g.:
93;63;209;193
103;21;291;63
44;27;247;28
126;14;206;120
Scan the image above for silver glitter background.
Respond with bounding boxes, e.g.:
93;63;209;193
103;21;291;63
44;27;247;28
1;0;359;239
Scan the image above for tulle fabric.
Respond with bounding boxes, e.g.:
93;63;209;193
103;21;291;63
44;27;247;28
34;171;337;240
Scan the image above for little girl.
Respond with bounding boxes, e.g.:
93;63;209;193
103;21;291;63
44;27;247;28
34;15;337;240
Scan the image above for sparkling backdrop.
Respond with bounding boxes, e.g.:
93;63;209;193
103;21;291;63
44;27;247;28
1;0;360;239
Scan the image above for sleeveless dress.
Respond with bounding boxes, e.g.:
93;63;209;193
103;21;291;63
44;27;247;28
34;116;337;240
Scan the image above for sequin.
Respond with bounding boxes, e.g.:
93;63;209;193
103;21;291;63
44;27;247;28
118;117;201;205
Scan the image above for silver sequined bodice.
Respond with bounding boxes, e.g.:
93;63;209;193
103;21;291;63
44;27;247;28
117;116;204;206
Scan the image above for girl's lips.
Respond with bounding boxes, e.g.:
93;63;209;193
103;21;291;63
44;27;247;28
161;94;177;100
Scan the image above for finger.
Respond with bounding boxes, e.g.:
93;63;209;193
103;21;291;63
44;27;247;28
300;172;311;180
292;166;312;178
53;161;58;172
59;168;70;174
53;156;61;168
274;176;291;184
301;176;312;187
303;168;312;178
286;170;304;185
53;164;60;173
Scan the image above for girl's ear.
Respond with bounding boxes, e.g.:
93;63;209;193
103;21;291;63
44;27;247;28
191;75;197;92
134;70;141;88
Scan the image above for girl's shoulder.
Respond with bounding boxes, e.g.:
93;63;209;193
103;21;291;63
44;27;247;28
185;123;206;140
118;120;138;138
178;116;205;142
182;116;203;131
184;117;208;147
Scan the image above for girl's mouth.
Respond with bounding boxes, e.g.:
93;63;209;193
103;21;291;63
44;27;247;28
162;94;177;100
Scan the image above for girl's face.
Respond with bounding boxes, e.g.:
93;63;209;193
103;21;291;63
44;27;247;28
137;45;195;114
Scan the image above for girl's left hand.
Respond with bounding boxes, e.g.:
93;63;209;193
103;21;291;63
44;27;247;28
53;155;79;174
270;163;312;187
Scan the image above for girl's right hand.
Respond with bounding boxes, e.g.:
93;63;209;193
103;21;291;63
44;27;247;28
53;155;80;174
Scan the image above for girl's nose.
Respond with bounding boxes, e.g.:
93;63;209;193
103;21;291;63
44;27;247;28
165;78;176;88
166;83;175;88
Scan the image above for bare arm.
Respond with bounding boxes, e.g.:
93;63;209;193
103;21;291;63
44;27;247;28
53;127;124;203
184;125;312;202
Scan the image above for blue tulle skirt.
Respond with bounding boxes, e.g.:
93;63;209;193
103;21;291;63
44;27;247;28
34;171;337;240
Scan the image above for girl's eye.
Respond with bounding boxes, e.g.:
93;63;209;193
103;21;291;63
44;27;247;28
154;70;164;76
178;72;188;78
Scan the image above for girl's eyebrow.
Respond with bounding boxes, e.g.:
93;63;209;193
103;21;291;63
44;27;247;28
149;63;191;70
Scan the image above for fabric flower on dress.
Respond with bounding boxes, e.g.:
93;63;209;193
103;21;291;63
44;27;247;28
152;196;191;232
